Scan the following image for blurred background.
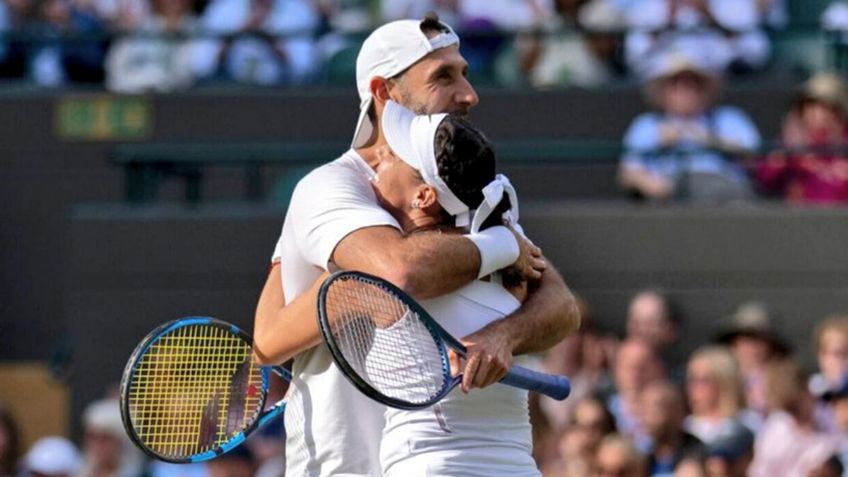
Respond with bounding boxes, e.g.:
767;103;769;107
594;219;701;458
4;0;848;476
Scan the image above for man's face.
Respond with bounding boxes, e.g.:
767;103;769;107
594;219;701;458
626;293;674;350
387;45;479;117
615;341;662;396
641;383;683;438
660;71;711;117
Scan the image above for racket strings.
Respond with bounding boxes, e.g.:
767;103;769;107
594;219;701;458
325;278;447;405
127;324;264;459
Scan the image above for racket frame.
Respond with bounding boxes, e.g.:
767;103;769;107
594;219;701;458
120;317;289;463
317;271;462;410
317;271;571;410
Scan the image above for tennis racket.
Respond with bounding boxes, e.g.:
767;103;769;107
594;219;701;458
119;317;290;463
317;270;571;410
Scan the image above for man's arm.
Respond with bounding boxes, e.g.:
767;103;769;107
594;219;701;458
451;261;581;393
252;262;328;365
332;226;544;300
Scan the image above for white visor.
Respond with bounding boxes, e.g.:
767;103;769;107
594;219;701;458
382;100;471;227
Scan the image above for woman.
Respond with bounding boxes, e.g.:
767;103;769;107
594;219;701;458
748;358;837;477
373;100;538;476
683;346;746;445
755;72;848;203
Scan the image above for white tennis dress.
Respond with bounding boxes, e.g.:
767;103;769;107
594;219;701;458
380;279;540;477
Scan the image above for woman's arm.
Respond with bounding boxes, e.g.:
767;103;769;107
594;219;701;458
252;262;329;365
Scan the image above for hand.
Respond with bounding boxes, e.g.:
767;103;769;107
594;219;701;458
510;227;545;281
448;325;514;393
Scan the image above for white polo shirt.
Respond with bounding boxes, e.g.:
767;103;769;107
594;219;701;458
272;149;400;477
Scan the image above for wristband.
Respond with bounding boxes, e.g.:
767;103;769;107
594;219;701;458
465;225;520;279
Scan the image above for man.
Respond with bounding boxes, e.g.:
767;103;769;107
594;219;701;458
703;419;754;477
253;13;580;476
640;380;705;476
608;339;666;450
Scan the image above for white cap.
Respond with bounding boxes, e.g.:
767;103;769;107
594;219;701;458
82;399;125;438
352;17;460;148
382;100;519;231
24;437;81;476
639;38;727;83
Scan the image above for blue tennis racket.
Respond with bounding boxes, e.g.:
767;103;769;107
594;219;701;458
119;317;290;463
317;271;571;410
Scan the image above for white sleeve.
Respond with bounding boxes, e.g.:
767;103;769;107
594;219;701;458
288;163;401;269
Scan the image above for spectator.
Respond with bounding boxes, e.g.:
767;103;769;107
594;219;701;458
70;0;150;30
380;0;459;29
543;396;617;475
0;404;20;477
714;301;788;428
609;339;666;449
526;0;624;89
702;419;754;477
206;445;255;477
755;72;848;204
457;0;549;79
28;0;108;86
821;378;848;476
619;41;760;203
812;317;848;395
674;454;707;477
810;316;848;434
592;434;648;477
194;0;319;85
640;380;705;476
749;358;838;477
539;297;616;432
0;0;30;78
105;0;199;92
77;398;145;477
625;289;680;372
808;455;845;477
622;0;771;75
22;437;81;477
683;346;745;444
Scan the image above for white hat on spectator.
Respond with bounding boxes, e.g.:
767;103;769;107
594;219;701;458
82;398;125;438
352;15;460;148
24;437;81;476
579;0;627;32
639;38;726;83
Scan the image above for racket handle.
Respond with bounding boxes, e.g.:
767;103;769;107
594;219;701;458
501;366;571;401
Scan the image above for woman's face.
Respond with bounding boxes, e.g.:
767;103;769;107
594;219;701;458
819;328;848;385
800;101;845;143
372;146;427;221
686;358;720;415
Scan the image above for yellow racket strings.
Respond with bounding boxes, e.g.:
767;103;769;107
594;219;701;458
128;324;263;458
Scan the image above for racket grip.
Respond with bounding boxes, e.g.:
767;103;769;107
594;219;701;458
501;366;571;401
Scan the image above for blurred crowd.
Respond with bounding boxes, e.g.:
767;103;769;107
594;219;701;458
0;391;288;477
533;292;848;477
2;295;848;477
0;0;846;91
618;39;848;205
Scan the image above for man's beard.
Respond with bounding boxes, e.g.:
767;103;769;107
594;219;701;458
398;87;470;120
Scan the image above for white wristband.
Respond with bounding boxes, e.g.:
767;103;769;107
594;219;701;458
465;225;520;279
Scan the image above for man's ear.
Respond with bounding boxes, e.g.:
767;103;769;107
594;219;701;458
417;185;439;210
370;77;392;105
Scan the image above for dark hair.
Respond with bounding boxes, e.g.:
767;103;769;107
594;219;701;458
0;403;21;477
432;116;509;231
420;11;449;35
